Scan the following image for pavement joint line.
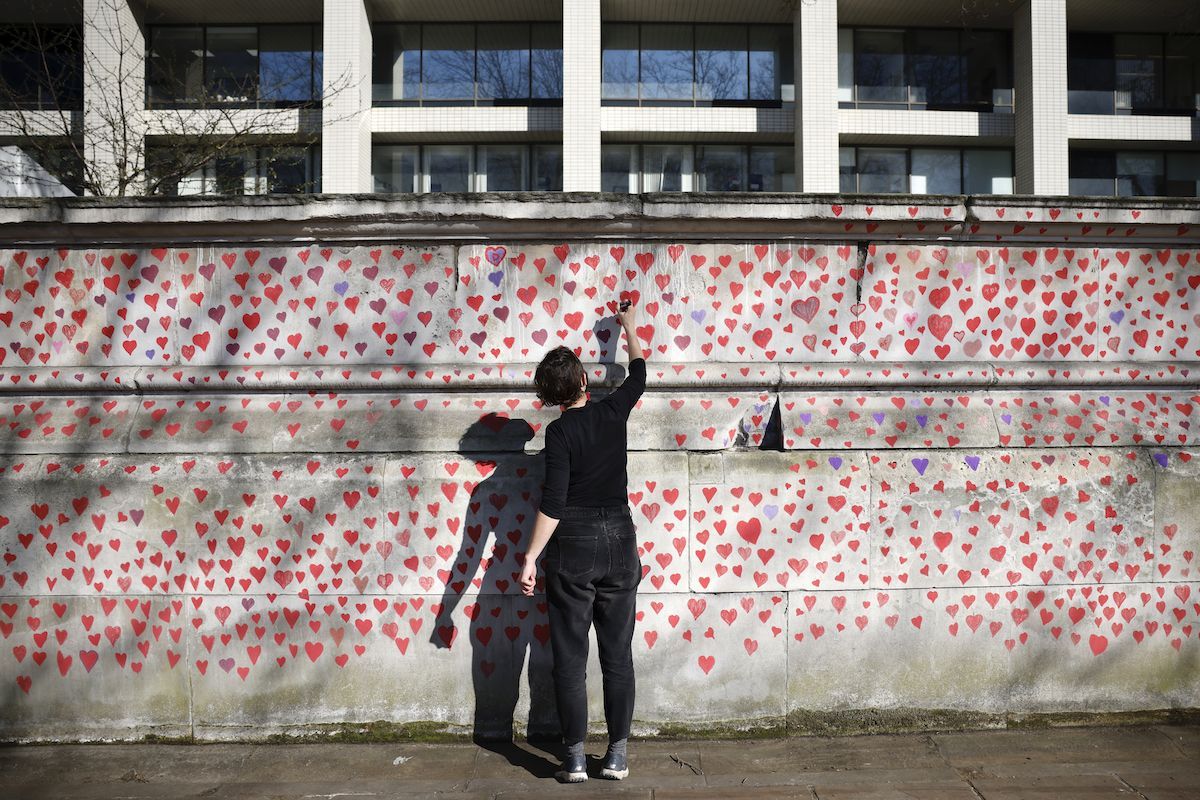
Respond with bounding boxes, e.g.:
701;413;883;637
1150;725;1192;759
1113;772;1152;800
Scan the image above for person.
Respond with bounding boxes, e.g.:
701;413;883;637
520;299;647;783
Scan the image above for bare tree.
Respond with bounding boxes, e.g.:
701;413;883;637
0;0;359;196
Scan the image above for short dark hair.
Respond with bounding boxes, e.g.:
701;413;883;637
534;346;586;408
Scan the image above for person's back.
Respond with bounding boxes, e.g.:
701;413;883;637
537;357;646;519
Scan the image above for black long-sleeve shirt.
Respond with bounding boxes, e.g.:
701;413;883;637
538;357;647;519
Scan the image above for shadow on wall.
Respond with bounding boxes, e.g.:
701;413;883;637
429;413;560;769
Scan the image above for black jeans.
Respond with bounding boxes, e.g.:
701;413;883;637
541;505;642;747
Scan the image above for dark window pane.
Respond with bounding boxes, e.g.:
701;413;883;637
1115;34;1163;111
1069;150;1115;195
1165;35;1198;113
963;30;1010;107
533;145;562;190
313;28;323;98
373;24;420;101
214;151;252;194
425;145;471;191
1117;151;1164;196
1166;152;1200;196
749;146;794;191
855;30;906;103
695;26;746;101
480;145;527;190
149;27;204;103
963;149;1013;194
909;29;962;107
601;145;636;192
423;25;475;100
372;145;418;192
531;23;562;99
263;147;312;193
910;148;961;194
641;24;692;101
602;23;639;99
260;26;314;102
840;147;857;192
642;144;689;191
857;147;907;192
477;24;529;100
749;26;790;101
1068;32;1115;113
697;145;745;190
0;25;83;109
207;27;258;101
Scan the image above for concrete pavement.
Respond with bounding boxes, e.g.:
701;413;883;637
1;724;1198;799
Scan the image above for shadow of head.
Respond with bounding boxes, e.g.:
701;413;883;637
457;412;536;459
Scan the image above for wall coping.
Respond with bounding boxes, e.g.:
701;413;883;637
0;194;1196;244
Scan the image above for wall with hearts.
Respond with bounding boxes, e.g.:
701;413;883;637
0;196;1198;741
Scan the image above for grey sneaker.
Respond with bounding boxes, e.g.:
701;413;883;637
555;752;588;783
599;750;628;780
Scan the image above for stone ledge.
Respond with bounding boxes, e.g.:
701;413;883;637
0;362;1195;394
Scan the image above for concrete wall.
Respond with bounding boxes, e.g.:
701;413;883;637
0;195;1197;741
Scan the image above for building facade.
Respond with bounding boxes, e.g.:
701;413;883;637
0;0;1197;197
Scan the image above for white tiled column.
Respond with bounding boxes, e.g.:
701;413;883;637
794;0;840;193
1015;0;1069;195
323;0;373;193
563;0;601;192
82;0;145;196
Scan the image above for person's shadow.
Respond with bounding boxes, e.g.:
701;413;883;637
429;412;562;775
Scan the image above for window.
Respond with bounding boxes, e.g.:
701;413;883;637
599;144;794;193
371;144;562;192
1069;32;1200;116
910;148;961;194
531;24;563;100
601;144;638;192
0;25;83;110
641;25;693;102
260;26;321;103
372;22;562;105
696;26;748;102
147;25;320;107
1166;153;1200;197
206;27;257;101
372;145;418;192
841;27;1012;111
372;24;421;102
422;25;475;101
148;145;320;195
601;23;792;105
148;27;204;105
1069;149;1199;197
840;146;1013;194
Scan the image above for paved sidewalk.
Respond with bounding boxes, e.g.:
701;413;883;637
1;725;1198;799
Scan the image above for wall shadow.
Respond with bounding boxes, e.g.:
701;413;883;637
429;412;561;775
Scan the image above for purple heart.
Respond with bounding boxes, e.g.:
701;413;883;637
334;280;349;296
829;456;843;470
964;456;980;471
1153;453;1169;468
219;658;235;673
1109;310;1124;324
1099;396;1110;406
915;415;928;428
130;509;143;525
241;598;255;611
912;458;929;476
179;317;192;330
1001;414;1012;424
225;343;239;355
144;349;156;359
763;505;779;520
125;293;136;302
872;412;886;424
488;270;503;287
691;310;706;323
800;413;812;424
